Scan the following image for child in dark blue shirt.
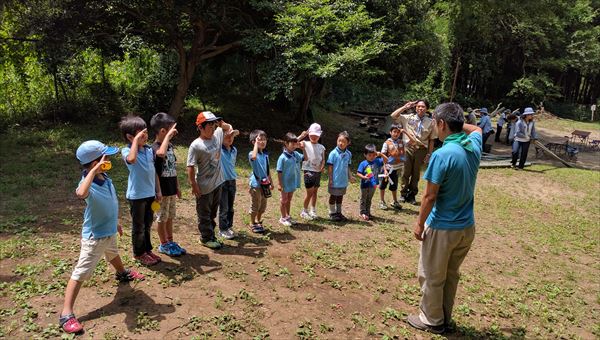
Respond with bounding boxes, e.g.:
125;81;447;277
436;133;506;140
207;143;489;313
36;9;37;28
356;144;388;221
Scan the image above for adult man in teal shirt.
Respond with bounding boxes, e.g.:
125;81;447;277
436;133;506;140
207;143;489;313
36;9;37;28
407;102;482;334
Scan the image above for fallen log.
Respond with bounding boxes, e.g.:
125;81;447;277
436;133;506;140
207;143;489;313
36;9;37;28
533;140;574;168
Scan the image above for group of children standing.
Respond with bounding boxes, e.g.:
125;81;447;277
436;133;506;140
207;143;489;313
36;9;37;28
60;111;414;334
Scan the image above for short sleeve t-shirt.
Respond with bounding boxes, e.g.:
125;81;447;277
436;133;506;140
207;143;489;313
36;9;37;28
277;150;303;193
249;151;269;188
79;174;118;240
357;158;384;188
326;147;352;189
186;127;225;194
301;142;325;172
423;132;482;230
381;138;405;169
152;141;178;196
122;145;156;200
220;146;238;181
397;113;437;147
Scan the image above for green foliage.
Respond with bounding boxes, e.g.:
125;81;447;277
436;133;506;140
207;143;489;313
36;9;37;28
258;0;388;100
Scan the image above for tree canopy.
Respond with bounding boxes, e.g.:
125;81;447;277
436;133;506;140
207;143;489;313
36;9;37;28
1;0;598;126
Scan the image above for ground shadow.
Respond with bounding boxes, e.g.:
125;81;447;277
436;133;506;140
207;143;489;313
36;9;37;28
78;283;176;333
215;233;270;258
291;222;326;232
444;324;527;339
147;252;222;280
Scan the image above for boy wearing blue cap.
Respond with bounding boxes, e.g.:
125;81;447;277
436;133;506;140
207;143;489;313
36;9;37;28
60;141;144;334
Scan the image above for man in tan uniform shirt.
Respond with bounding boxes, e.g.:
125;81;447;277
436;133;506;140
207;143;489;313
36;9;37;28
390;100;437;204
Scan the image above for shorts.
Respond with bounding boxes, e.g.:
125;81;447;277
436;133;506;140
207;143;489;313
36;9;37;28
328;187;347;196
71;234;119;281
304;171;322;189
249;187;268;215
380;168;399;191
156;195;176;223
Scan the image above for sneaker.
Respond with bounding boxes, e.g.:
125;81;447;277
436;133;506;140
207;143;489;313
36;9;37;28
309;210;318;219
134;253;158;266
116;269;145;283
279;217;292;227
300;210;313;220
391;201;402;210
360;213;369;221
219;228;236;240
201;239;223;249
379;201;388;210
146;251;162;263
158;243;181;257
399;195;407;203
286;216;298;225
407;196;417;205
330;213;342;222
170;241;187;255
250;223;265;234
59;314;83;334
406;314;445;334
338;213;349;222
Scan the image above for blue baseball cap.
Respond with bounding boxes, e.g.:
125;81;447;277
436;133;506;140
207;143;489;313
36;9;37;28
76;140;120;165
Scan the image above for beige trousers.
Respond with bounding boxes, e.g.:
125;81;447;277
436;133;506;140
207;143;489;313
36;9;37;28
418;225;475;326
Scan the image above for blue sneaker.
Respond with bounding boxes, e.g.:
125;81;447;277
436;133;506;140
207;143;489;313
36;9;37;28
170;241;186;255
158;243;181;257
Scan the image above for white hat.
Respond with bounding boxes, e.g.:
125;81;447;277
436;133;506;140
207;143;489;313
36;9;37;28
308;123;322;137
522;107;535;115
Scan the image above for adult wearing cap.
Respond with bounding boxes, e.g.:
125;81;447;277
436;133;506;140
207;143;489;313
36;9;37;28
477;107;493;147
390;99;437;205
511;107;537;170
187;111;233;249
407;102;482;334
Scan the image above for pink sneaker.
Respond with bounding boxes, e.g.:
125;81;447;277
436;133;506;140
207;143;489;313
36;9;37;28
59;314;83;334
146;251;162;263
116;269;145;282
134;253;158;266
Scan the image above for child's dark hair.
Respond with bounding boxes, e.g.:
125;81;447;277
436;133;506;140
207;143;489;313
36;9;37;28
119;115;147;142
150;112;176;133
389;124;401;132
283;132;298;143
338;131;350;143
249;129;267;143
363;144;377;155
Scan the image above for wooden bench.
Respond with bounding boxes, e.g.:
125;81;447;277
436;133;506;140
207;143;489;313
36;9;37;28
570;130;592;148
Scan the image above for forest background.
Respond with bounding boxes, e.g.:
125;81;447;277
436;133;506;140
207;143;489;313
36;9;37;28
1;0;599;128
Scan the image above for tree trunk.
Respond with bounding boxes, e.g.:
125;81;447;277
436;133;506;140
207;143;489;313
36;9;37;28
296;78;316;125
168;61;196;118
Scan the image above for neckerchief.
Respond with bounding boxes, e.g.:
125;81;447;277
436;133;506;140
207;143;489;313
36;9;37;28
443;132;474;153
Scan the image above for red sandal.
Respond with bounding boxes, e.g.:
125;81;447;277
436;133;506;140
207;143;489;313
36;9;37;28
59;314;83;334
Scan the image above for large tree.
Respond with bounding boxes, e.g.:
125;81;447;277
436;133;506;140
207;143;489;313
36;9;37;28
253;0;387;124
4;0;266;118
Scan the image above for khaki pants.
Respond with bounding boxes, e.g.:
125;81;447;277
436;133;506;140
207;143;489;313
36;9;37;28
418;225;475;326
401;147;427;198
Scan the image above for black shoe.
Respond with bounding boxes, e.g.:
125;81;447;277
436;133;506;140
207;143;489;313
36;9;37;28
407;196;417;205
330;213;342;222
399;195;407;203
406;314;445;334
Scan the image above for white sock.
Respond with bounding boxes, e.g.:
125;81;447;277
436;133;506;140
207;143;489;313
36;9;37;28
329;204;336;214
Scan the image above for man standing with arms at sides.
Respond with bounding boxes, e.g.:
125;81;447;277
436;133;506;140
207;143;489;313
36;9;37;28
406;102;482;334
390;99;437;205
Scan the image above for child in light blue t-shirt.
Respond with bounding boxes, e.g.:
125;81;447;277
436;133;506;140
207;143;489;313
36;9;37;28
119;115;161;266
60;140;143;335
326;131;355;221
276;131;308;227
356;144;388;221
219;129;240;240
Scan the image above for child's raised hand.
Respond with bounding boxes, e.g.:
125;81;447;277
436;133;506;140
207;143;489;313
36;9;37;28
166;123;178;138
93;155;109;172
135;128;148;141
